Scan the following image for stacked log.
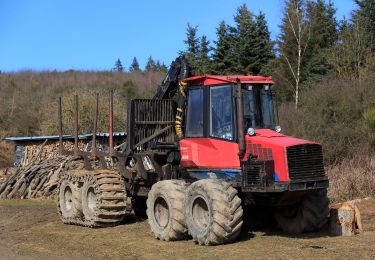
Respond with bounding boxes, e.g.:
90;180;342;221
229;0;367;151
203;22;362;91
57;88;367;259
0;140;117;200
0;168;14;183
0;156;85;199
18;140;86;168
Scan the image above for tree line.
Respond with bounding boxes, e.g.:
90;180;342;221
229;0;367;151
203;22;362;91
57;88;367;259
181;0;375;108
113;56;167;73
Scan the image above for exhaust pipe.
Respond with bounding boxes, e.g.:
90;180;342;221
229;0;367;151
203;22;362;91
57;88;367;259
235;80;245;160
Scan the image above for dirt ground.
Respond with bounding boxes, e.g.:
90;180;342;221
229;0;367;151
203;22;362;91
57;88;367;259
0;199;375;260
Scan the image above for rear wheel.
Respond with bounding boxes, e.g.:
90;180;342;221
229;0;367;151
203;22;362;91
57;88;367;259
58;177;82;223
81;170;128;227
275;189;330;234
146;180;188;241
185;179;243;245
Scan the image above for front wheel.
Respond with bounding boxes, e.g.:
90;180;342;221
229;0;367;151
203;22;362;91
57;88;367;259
185;179;243;245
275;189;330;234
146;180;188;241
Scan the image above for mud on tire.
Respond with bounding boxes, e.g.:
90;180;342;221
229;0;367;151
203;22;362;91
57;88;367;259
275;188;330;234
81;170;128;227
185;179;243;246
58;176;82;223
146;180;188;241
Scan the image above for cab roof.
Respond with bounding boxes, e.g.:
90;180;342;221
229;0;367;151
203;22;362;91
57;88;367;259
183;75;274;86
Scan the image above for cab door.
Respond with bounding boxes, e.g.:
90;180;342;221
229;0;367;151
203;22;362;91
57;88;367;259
180;85;240;169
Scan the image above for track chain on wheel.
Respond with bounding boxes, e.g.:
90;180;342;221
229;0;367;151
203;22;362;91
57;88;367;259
57;169;86;225
57;169;131;228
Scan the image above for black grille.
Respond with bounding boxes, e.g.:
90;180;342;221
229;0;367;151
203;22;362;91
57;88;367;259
243;164;262;186
242;160;274;188
287;144;326;181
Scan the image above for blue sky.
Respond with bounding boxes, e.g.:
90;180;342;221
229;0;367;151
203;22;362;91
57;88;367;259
0;0;357;72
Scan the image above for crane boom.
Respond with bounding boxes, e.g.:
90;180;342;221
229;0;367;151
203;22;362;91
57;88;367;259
153;56;191;100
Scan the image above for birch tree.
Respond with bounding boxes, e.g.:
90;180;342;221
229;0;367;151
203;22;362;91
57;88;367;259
278;0;310;108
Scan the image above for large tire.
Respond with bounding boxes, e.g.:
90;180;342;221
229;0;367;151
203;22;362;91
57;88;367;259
146;180;188;241
275;189;330;234
185;179;243;245
81;170;128;227
58;178;82;223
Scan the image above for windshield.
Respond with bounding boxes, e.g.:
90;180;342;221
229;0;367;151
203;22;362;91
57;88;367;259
243;85;276;130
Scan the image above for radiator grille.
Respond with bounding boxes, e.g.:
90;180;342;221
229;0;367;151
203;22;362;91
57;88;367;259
243;164;262;186
287;144;325;181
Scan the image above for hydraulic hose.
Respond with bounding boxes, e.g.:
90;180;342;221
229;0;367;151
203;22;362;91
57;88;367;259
175;81;188;138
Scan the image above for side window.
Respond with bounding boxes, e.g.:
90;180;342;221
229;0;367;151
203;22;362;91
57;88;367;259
185;88;204;137
210;85;234;141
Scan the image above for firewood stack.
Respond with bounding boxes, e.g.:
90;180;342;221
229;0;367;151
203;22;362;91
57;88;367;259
18;140;86;168
0;168;14;183
0;155;85;199
0;140;116;199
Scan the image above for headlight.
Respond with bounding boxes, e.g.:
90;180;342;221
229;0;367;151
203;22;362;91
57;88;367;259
275;125;281;133
247;128;255;136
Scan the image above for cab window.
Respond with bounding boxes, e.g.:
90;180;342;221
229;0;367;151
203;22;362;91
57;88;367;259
210;85;234;141
185;88;204;137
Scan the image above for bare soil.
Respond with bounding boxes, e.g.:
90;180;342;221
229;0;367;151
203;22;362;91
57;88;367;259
0;199;375;260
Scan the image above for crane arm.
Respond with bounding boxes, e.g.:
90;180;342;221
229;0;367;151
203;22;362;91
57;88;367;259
153;55;191;100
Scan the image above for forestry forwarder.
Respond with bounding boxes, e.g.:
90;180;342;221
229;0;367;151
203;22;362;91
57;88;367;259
57;56;329;245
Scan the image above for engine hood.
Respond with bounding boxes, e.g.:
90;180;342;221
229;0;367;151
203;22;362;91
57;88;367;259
243;129;321;182
248;129;318;148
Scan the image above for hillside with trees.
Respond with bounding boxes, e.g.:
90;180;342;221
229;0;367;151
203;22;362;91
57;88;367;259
1;0;375;201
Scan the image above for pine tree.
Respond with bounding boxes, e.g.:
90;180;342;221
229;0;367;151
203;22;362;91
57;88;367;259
354;0;375;47
212;21;235;74
155;60;162;71
113;58;124;72
145;56;157;72
160;62;168;73
184;23;199;56
129;57;140;72
183;23;200;69
254;12;275;74
196;35;212;74
233;4;258;74
305;0;338;77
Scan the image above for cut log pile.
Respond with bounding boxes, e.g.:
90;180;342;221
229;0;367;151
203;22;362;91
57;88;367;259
0;155;85;199
18;140;86;168
0;140;117;200
0;168;14;183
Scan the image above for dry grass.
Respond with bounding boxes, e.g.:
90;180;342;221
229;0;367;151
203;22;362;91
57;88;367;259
327;154;375;203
